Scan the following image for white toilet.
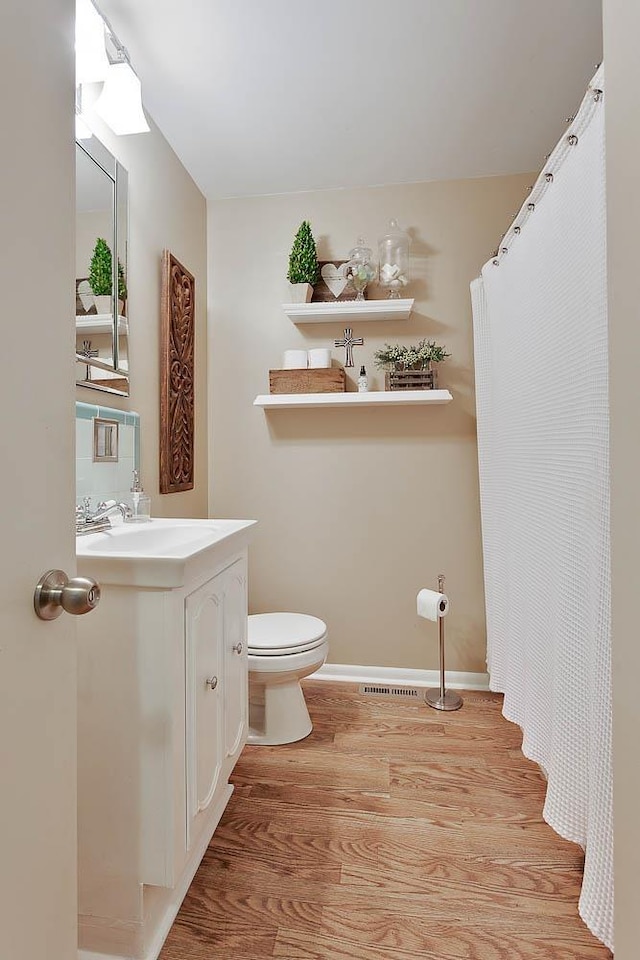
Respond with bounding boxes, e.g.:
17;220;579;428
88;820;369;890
247;612;329;745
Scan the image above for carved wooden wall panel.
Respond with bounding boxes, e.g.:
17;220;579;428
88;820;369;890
160;251;195;494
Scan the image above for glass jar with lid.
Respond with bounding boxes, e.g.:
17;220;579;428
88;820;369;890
345;237;377;301
378;219;410;299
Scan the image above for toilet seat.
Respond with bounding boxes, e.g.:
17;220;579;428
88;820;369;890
248;612;327;657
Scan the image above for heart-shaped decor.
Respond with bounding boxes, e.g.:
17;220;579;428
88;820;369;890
321;263;349;299
77;279;94;313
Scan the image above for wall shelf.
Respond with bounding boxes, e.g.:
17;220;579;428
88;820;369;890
254;389;452;409
282;298;413;324
76;314;129;335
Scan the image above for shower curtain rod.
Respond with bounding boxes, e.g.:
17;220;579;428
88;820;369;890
482;64;604;272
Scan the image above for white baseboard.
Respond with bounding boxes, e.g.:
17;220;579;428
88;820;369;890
310;662;490;691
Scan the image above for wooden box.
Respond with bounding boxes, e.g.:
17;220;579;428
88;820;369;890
269;367;346;394
385;368;438;391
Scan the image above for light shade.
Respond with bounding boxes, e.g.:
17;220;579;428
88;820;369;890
93;61;150;135
75;0;110;84
75;112;93;140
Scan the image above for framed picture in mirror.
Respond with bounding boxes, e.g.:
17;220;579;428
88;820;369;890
93;418;119;462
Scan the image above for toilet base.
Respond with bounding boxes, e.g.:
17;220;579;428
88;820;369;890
248;676;313;746
247;636;328;746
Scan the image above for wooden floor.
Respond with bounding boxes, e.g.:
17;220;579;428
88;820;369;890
159;681;613;960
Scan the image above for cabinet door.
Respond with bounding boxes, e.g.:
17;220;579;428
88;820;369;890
223;559;248;760
185;578;224;850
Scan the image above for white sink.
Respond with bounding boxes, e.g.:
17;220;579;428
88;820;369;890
77;517;257;587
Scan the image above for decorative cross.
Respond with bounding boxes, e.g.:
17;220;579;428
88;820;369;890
334;327;364;368
78;339;99;381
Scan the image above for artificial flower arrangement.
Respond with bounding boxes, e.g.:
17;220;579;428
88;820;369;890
374;339;451;371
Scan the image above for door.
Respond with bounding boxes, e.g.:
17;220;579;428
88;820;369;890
223;558;248;760
185;577;224;850
0;2;78;958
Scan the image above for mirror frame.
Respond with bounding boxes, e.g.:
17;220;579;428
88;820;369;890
75;135;129;396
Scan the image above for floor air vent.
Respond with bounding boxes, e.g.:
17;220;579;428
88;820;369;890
360;685;420;698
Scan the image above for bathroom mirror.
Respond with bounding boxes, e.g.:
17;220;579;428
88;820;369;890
75;135;129;396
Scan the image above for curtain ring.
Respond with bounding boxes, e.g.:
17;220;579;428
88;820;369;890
545;172;554;183
527;202;535;212
567;134;579;146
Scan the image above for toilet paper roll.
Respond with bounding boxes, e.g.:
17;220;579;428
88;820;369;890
417;589;449;621
308;348;332;368
283;349;308;369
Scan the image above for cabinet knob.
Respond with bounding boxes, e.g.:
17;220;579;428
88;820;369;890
233;641;243;655
205;676;218;691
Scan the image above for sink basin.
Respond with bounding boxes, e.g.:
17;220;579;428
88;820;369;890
79;519;241;557
77;517;257;587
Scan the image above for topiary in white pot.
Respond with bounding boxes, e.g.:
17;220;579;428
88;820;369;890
286;220;319;302
89;237;113;315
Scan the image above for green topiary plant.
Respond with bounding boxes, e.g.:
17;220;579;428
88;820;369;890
287;220;319;285
89;237;113;297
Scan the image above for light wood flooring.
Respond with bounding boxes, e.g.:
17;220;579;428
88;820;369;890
159;680;613;960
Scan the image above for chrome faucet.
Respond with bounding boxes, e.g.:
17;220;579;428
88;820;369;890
76;498;132;536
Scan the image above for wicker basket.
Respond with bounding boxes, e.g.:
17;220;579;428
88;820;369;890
385;365;438;391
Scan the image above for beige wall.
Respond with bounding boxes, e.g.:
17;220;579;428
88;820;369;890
76;114;208;519
76;209;111;277
604;1;640;955
209;174;531;672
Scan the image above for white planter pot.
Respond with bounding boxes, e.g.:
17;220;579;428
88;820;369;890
94;295;112;315
289;283;313;304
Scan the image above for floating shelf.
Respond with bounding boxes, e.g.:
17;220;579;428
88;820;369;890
282;298;413;324
254;389;452;409
76;314;129;335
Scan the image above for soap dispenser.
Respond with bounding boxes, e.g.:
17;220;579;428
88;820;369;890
127;470;151;522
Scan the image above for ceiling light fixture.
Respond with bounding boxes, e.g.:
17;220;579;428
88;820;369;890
75;0;109;83
74;87;93;139
75;0;149;136
75;113;93;140
94;60;150;135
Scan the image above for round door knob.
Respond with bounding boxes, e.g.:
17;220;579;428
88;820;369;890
34;569;101;621
233;641;243;655
206;676;218;691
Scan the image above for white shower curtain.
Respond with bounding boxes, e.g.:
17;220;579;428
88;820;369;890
471;67;612;950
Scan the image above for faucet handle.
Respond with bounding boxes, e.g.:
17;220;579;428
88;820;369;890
76;497;92;518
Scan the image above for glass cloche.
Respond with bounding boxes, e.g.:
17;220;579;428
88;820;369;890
378;219;410;299
345;237;377;301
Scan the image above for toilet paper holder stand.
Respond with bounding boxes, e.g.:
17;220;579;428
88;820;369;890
425;574;463;712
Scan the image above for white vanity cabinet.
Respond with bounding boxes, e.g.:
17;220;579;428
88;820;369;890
185;557;248;853
76;519;255;960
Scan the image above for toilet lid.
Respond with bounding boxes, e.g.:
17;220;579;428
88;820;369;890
248;612;328;656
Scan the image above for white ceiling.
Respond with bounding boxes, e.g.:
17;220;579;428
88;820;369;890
99;0;602;200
